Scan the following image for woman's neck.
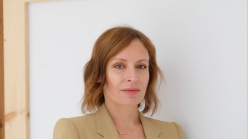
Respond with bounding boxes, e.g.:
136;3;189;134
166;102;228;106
105;101;141;128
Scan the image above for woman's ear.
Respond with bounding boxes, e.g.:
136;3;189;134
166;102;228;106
97;76;101;83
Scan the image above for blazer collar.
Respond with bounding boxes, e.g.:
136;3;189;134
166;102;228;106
95;103;161;139
138;111;161;139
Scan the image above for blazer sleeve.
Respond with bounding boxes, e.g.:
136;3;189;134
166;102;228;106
172;122;184;139
53;118;80;139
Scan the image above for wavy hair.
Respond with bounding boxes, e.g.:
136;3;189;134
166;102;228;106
81;26;164;116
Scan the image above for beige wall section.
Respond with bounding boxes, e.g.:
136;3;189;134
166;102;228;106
3;0;50;139
3;1;29;139
1;0;4;138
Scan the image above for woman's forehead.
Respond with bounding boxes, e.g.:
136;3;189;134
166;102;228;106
110;39;149;61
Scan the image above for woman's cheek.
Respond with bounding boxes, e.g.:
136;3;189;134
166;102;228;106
108;71;121;84
141;72;149;87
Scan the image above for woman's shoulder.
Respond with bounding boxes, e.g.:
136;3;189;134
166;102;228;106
54;113;96;129
145;116;182;129
144;116;184;139
53;113;96;139
64;113;95;124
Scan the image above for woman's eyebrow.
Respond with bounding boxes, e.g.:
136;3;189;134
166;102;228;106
112;58;126;61
112;58;149;62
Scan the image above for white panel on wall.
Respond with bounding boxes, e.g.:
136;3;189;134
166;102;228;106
29;0;247;139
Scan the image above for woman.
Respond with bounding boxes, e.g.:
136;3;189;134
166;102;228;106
53;26;184;139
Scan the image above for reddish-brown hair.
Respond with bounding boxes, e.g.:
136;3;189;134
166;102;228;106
81;26;164;116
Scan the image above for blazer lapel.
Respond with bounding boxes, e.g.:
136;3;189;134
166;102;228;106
95;103;161;139
95;103;120;139
139;111;162;139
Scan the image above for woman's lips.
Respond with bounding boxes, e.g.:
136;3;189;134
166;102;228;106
122;88;140;95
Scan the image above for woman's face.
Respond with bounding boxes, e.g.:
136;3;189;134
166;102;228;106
103;39;149;107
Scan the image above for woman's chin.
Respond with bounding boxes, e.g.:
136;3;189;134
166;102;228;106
116;100;141;107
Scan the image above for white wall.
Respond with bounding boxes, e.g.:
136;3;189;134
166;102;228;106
29;0;247;139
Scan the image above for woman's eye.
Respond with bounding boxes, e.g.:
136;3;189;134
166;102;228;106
137;65;147;69
114;64;124;69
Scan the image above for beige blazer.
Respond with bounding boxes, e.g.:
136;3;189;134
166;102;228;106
53;103;184;139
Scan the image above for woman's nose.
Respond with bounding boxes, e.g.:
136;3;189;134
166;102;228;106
126;68;138;82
